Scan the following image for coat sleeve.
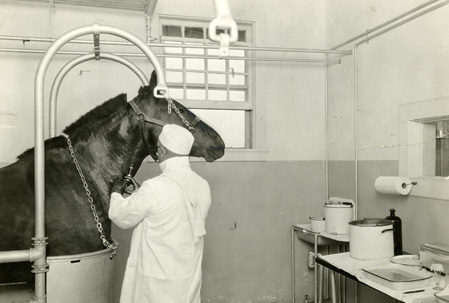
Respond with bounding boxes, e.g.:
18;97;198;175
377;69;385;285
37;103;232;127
109;179;165;229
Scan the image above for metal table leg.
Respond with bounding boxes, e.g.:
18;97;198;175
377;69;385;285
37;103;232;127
318;262;324;303
330;270;337;303
314;233;318;303
291;226;295;303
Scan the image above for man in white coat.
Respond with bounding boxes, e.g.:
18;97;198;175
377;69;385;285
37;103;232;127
109;124;212;303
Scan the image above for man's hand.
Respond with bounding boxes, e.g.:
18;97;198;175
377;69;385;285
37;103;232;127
111;178;131;195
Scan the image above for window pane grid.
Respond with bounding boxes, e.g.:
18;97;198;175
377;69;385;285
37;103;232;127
161;22;250;104
162;46;248;102
160;18;253;149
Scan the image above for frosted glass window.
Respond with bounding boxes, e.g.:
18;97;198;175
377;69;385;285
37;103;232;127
230;49;245;57
230;91;245;102
186;45;204;55
209;73;226;85
229;60;245;73
186;58;204;70
186;72;205;84
186;89;206;100
207;59;225;71
192;109;246;148
207;48;219;56
169;88;184;99
165;58;182;69
209;90;227;101
230;75;245;86
166;71;183;83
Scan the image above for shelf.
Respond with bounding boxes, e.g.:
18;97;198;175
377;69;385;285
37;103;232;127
293;224;350;246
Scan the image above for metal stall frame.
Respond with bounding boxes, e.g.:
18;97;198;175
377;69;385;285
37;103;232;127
0;23;168;303
49;52;149;137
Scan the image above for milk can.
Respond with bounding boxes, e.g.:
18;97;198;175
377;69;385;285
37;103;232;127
323;198;354;234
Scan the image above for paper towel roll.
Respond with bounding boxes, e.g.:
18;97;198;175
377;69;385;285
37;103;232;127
374;176;412;195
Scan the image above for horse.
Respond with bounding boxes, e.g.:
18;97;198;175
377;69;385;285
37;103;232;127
0;71;225;284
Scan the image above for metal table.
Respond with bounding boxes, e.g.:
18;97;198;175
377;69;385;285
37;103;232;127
315;253;439;303
291;224;349;303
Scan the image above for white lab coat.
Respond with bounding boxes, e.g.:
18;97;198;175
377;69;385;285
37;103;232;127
109;157;211;303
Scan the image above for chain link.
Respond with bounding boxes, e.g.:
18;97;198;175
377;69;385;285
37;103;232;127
161;91;195;132
64;135;118;259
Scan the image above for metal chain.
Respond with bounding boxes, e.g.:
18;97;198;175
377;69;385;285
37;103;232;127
160;91;195;132
64;135;118;259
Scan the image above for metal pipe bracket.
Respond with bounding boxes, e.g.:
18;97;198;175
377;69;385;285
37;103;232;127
93;23;101;60
209;0;238;57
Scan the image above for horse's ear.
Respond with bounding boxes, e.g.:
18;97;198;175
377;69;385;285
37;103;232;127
149;70;157;89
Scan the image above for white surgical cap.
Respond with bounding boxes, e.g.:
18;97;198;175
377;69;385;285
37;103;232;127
159;124;194;155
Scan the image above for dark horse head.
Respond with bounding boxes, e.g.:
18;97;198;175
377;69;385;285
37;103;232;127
0;71;225;284
61;70;225;196
129;71;225;163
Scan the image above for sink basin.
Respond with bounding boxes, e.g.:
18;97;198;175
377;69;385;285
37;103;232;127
294;224;339;246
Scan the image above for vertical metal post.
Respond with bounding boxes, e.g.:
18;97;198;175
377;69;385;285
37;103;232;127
314;233;318;302
318;260;324;303
291;226;295;303
330;271;337;303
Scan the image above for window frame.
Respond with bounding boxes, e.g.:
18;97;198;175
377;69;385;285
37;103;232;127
399;96;449;200
157;15;257;153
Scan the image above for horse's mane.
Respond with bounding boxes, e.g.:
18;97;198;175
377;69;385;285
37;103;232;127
17;93;128;160
64;70;158;135
17;71;159;161
62;93;127;134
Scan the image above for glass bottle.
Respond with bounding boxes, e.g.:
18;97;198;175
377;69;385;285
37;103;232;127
386;208;402;255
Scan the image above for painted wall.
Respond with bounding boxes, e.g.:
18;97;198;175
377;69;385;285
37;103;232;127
0;1;328;302
326;1;449;302
112;161;326;302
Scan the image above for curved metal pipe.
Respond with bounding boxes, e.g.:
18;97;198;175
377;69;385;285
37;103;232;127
49;52;149;137
32;23;168;303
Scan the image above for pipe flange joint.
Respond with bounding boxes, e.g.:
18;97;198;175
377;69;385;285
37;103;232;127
31;264;49;274
31;237;49;246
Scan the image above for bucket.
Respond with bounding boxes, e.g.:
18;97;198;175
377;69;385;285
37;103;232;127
324;198;354;235
349;219;394;260
309;216;326;232
46;242;116;303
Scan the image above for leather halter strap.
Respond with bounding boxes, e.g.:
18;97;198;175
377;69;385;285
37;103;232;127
128;99;167;127
190;116;201;129
127;98;202;160
128;99;162;160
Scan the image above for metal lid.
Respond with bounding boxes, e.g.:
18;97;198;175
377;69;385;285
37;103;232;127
349;218;392;227
309;216;325;221
324;202;353;208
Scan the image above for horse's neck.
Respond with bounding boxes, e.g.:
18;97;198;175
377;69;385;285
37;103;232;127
72;113;146;204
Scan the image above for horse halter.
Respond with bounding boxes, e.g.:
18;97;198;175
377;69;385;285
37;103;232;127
127;93;201;160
